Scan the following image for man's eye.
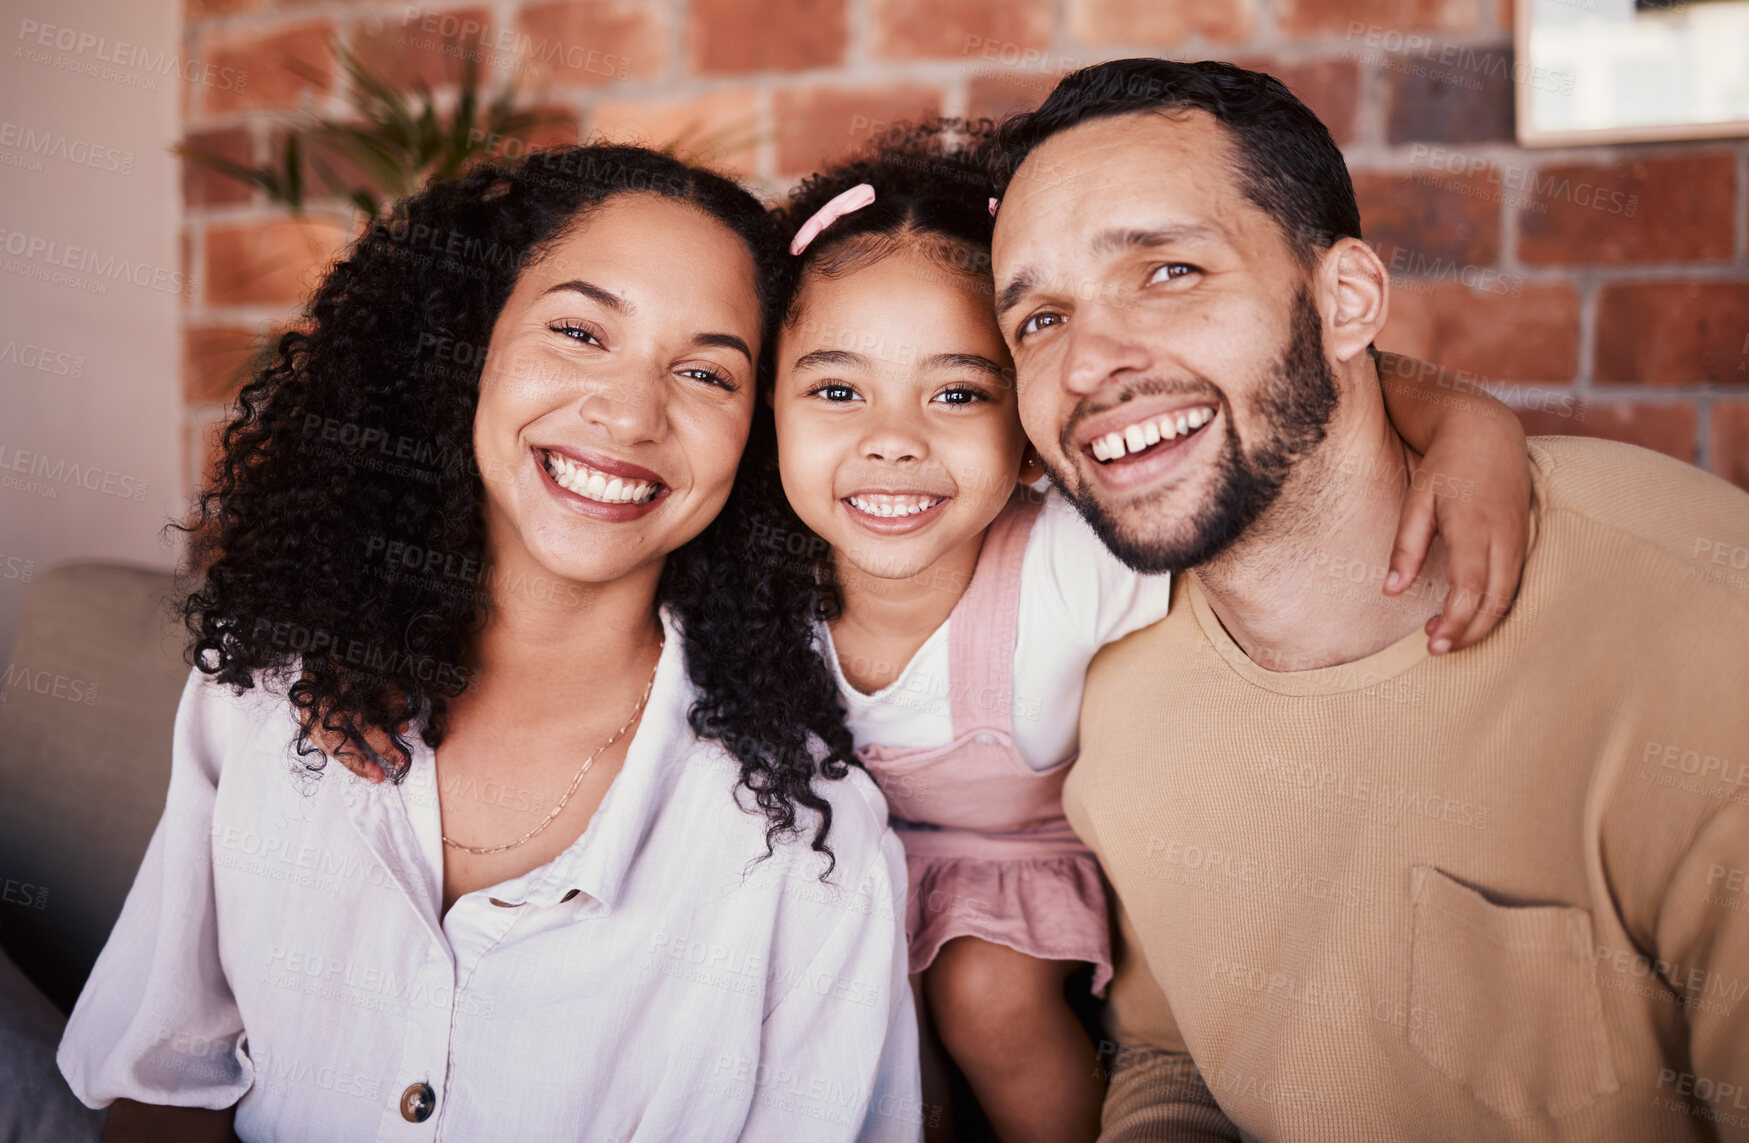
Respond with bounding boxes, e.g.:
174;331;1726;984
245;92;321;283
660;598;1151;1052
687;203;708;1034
1147;263;1198;285
1017;312;1063;341
550;322;602;346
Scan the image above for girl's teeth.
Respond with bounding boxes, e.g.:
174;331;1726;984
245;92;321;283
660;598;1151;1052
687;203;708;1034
1091;407;1218;463
849;495;942;518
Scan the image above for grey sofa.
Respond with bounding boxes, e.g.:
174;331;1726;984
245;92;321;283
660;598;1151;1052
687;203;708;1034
0;561;190;1142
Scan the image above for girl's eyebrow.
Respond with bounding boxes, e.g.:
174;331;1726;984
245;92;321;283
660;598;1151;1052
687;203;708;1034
926;352;1007;379
791;348;868;372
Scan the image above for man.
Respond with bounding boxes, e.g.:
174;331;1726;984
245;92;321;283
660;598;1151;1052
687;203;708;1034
990;58;1749;1141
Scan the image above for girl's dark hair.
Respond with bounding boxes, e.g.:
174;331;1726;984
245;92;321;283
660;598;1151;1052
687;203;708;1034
993;58;1360;267
775;118;1000;331
181;143;861;870
762;119;1005;623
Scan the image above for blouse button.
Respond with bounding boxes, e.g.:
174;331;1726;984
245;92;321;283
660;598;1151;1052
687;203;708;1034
400;1081;437;1123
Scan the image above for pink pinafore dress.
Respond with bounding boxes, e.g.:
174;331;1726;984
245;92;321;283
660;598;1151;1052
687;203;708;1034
855;491;1113;994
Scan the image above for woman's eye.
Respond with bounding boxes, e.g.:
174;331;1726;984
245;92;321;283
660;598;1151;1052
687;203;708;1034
1147;263;1198;285
811;383;857;402
550;322;602;346
680;366;737;391
1016;312;1063;341
933;387;985;406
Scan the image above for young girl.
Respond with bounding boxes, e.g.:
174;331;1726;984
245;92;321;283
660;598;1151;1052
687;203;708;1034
767;122;1532;1142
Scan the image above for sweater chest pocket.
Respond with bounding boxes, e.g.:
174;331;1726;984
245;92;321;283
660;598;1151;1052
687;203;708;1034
1408;865;1619;1119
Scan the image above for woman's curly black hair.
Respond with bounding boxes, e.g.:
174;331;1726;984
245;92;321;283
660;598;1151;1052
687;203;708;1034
180;144;862;871
759;119;1006;621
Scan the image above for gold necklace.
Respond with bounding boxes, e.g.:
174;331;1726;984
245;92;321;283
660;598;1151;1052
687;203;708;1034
441;633;664;855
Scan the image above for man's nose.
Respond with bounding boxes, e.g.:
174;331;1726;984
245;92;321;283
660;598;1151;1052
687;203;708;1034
1062;308;1152;396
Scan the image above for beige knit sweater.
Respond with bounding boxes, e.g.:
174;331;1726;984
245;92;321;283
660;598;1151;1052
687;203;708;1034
1067;437;1749;1142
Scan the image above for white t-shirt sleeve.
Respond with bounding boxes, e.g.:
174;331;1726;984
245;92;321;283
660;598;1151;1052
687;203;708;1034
1008;486;1173;770
1029;486;1174;646
57;668;255;1111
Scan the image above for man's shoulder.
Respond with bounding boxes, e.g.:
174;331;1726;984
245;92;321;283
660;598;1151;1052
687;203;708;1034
1529;436;1749;564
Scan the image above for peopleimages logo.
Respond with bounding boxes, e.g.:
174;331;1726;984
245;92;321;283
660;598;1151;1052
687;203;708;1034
0;444;149;501
15;18;247;91
0;227;191;296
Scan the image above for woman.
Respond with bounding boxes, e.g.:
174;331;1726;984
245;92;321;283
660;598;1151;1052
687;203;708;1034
56;146;921;1142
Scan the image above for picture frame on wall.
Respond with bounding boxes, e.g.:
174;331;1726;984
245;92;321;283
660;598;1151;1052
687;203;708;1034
1516;0;1749;145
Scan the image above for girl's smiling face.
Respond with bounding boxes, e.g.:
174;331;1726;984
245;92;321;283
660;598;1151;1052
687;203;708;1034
473;193;763;591
772;245;1032;584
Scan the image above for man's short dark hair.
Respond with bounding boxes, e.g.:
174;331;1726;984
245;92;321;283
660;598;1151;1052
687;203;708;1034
993;59;1362;267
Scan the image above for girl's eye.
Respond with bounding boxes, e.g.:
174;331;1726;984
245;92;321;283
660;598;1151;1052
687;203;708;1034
550;322;602;346
1147;263;1199;285
1016;311;1063;341
680;366;737;392
933;387;986;407
810;382;858;403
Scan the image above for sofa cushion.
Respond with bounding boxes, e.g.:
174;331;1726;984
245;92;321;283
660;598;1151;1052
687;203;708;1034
0;561;187;1011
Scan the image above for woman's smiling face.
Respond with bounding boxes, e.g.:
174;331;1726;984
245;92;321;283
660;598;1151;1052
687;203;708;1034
473;193;763;589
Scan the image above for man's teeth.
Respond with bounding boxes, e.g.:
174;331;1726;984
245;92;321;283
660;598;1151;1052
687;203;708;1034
542;450;659;504
846;493;945;518
1090;406;1216;462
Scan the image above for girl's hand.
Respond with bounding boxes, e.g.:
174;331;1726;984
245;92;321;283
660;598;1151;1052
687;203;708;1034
1380;354;1531;653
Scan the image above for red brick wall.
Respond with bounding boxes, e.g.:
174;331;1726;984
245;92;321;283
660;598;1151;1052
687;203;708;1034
179;0;1749;493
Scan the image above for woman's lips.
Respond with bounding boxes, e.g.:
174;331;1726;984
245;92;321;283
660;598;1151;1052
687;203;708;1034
532;446;667;520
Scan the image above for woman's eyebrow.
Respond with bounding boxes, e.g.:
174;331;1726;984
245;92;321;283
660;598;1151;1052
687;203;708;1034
694;332;753;365
541;279;631;312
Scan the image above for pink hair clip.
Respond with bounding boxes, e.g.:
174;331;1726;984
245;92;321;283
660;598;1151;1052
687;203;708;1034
789;183;876;256
988;197;999;217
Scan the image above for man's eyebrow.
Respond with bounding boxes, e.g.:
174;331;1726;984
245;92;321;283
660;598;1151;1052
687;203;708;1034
924;352;1008;379
997;224;1222;319
1089;224;1218;258
995;269;1040;320
791;348;870;371
694;332;753;364
541;279;631;312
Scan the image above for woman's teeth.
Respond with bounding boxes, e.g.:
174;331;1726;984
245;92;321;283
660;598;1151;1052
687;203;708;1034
542;450;660;504
1090;406;1216;463
846;493;945;518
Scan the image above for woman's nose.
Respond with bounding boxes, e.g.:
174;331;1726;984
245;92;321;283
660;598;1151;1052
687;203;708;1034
577;372;665;443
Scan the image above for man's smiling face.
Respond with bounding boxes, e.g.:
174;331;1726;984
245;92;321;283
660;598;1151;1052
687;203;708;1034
992;109;1340;573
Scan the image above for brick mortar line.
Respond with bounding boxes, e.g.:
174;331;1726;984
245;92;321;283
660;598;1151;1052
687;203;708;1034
1736;148;1748;264
1574;267;1597;391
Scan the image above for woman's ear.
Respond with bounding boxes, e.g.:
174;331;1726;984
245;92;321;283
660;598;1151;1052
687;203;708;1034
1017;443;1045;485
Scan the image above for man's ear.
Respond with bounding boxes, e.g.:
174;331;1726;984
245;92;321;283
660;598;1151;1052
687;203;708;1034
1318;237;1389;365
1017;442;1045;485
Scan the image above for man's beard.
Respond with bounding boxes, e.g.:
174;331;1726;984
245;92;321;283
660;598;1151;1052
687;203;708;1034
1050;288;1339;575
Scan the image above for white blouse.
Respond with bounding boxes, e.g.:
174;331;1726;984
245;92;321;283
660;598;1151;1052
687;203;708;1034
57;612;922;1142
